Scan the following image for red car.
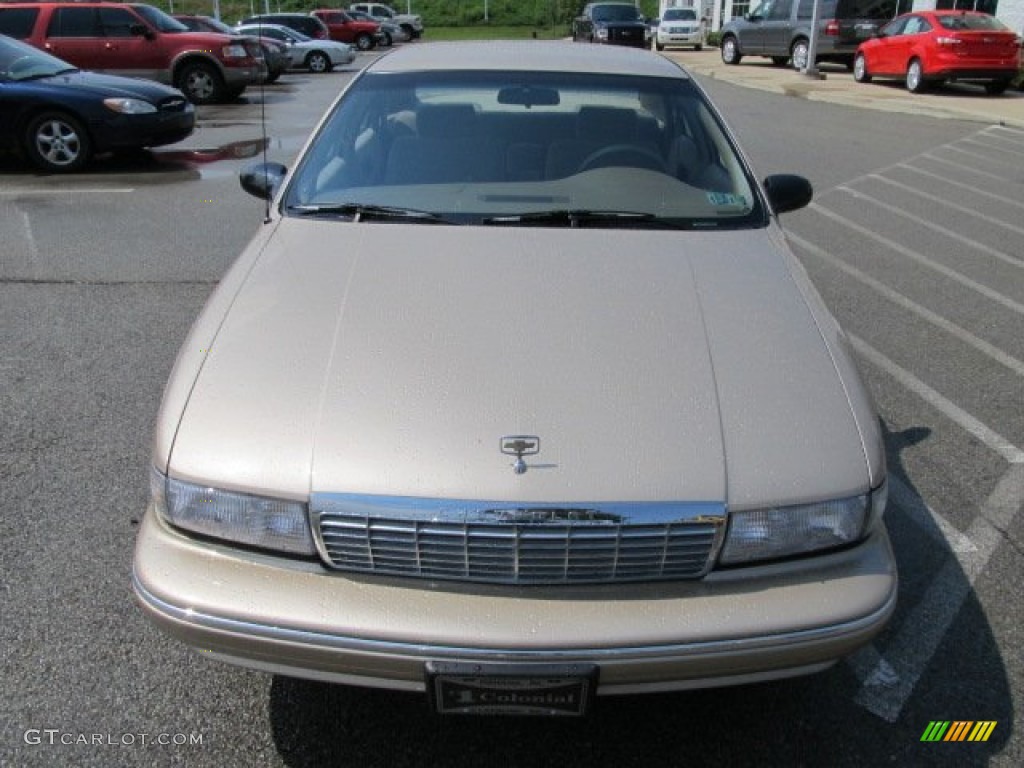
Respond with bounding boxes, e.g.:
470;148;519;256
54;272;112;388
311;9;380;51
854;10;1021;95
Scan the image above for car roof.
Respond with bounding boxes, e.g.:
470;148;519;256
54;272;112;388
367;41;690;79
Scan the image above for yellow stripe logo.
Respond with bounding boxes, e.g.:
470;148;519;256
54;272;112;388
921;721;997;742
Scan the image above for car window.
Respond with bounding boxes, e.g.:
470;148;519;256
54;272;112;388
0;7;40;39
0;34;74;78
879;15;907;35
663;10;697;21
936;13;1009;31
765;0;794;21
48;8;100;38
99;8;139;38
592;5;643;22
902;15;930;35
283;70;763;229
131;4;188;33
835;0;899;19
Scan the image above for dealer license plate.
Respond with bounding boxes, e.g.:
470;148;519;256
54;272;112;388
426;662;598;717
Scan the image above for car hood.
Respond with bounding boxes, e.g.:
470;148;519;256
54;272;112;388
161;222;880;508
25;70;186;102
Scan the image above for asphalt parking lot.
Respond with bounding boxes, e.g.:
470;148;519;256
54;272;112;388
2;45;1023;767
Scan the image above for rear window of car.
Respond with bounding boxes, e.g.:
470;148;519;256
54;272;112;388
835;0;902;19
936;13;1009;31
0;7;40;39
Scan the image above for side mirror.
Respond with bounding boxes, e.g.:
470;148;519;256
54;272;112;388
130;23;155;40
764;174;813;214
240;161;287;201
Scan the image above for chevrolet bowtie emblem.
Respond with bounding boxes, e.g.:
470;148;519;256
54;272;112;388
500;435;540;475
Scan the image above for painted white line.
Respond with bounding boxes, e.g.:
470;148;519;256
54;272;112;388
962;136;1024;159
854;463;1024;722
18;210;40;279
810;204;1024;317
836;184;1023;272
866;174;1024;239
888;474;977;555
850;335;1024;465
0;188;135;196
894;163;1024;215
790;232;1024;377
942;142;1016;168
920;152;1014;184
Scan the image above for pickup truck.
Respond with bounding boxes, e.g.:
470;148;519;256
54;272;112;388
349;3;423;39
572;2;651;48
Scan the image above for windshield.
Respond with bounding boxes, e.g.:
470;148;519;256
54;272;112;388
283;70;764;229
593;5;643;22
0;36;76;81
133;4;189;33
663;9;698;21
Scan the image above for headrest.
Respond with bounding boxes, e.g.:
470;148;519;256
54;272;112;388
576;106;637;141
416;104;479;138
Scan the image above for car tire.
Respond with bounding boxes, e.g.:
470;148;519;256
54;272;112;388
355;33;374;51
176;61;224;105
906;58;928;93
853;53;871;83
721;36;741;65
985;79;1010;95
306;51;333;73
655;41;665;51
380;31;393;46
695;43;702;51
24;111;91;173
790;38;809;71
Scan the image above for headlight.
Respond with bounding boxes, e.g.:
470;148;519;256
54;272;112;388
103;98;156;115
597;28;609;41
151;468;316;555
222;44;249;59
719;481;887;565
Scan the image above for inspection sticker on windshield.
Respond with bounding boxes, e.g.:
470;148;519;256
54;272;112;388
706;192;747;209
426;662;598;716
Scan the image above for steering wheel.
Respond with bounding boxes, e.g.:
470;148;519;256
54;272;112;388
577;144;668;174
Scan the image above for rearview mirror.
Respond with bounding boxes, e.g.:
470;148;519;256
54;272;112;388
497;85;560;107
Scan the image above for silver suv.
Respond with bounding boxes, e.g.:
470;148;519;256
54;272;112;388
720;0;903;71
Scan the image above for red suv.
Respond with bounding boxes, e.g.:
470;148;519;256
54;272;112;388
311;10;380;51
0;2;265;104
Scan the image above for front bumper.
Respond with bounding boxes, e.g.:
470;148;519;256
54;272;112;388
89;109;196;152
132;504;896;695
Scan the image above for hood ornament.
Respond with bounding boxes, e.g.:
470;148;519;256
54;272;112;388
500;435;540;475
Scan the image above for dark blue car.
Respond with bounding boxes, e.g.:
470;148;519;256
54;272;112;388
0;34;195;172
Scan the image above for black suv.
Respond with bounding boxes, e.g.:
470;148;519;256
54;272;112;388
720;0;908;70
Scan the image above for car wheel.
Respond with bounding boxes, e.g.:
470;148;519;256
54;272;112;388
853;53;871;83
790;38;809;71
721;36;741;65
695;44;702;51
355;33;374;51
380;31;393;46
306;51;333;73
655;41;665;51
177;61;224;105
24;111;91;173
770;56;789;67
985;79;1010;95
906;58;927;93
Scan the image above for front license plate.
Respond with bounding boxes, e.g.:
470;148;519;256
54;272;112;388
426;662;598;716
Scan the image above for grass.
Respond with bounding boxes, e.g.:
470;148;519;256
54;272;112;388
425;25;570;40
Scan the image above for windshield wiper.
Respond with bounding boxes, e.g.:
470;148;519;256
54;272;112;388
288;203;454;224
482;209;671;228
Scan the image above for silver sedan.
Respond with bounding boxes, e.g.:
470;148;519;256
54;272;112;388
134;41;896;717
235;23;354;72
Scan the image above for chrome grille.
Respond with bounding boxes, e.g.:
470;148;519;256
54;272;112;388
311;495;724;585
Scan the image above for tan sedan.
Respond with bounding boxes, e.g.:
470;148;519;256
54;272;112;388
133;41;896;717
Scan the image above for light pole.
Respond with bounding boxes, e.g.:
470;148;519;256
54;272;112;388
803;0;825;79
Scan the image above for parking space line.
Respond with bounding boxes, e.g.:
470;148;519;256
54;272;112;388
866;174;1024;239
854;463;1024;722
790;232;1024;377
850;335;1024;465
942;142;1017;167
894;163;1024;214
834;184;1024;271
962;136;1024;159
810;204;1024;316
0;188;135;196
921;152;1014;184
